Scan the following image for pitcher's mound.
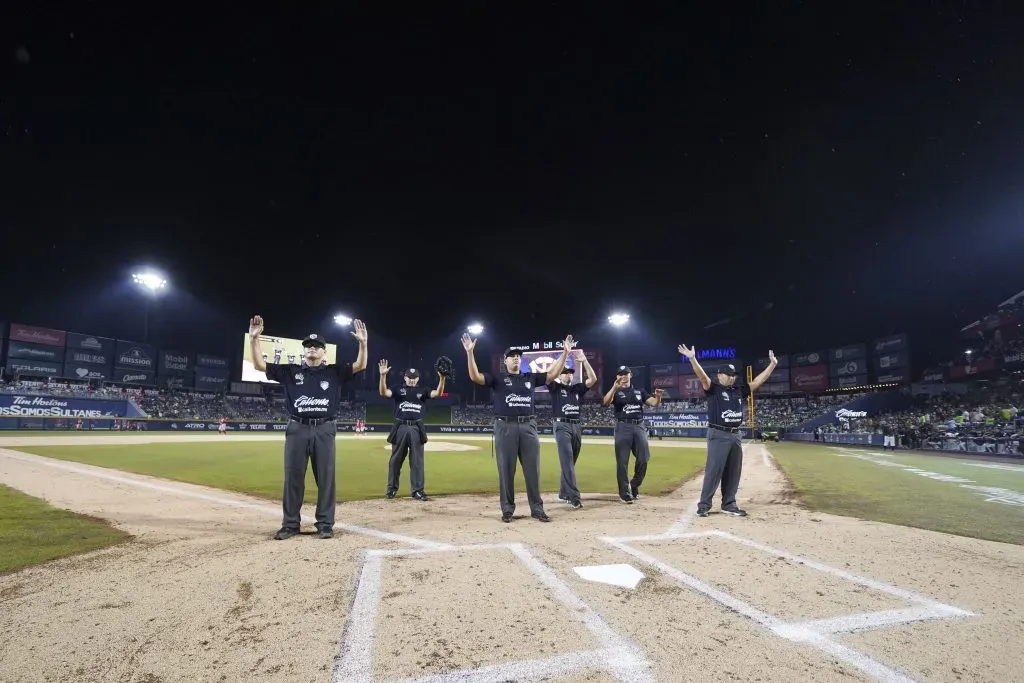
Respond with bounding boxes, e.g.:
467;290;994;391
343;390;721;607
381;441;481;452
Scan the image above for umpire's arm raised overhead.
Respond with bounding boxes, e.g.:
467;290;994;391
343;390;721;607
462;333;487;385
378;359;393;398
428;370;446;398
544;335;575;382
249;316;268;372
349;319;368;373
677;344;778;392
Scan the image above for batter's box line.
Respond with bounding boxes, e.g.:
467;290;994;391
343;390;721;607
332;542;654;683
598;531;974;683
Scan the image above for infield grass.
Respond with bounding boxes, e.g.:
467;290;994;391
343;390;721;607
8;438;705;504
0;484;130;574
768;442;1024;545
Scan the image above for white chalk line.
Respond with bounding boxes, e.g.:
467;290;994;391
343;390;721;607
0;449;448;550
598;528;975;683
332;542;653;683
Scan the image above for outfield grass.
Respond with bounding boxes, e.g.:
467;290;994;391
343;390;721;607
0;484;130;574
8;440;705;504
769;442;1024;545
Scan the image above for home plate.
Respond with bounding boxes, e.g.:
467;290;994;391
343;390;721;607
573;564;646;589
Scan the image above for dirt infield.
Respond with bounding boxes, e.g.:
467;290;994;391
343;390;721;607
1;435;1022;682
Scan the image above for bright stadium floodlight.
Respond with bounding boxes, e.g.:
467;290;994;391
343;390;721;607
334;314;352;326
608;312;630;327
467;322;484;335
132;270;167;294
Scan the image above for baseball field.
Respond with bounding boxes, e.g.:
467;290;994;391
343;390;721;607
1;433;1022;682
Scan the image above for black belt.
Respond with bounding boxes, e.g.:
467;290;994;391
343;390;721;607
290;416;334;426
395;419;421;426
496;415;535;422
617;418;644;424
555;417;581;424
709;424;741;433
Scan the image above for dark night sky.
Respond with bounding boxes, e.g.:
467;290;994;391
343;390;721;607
2;4;1022;374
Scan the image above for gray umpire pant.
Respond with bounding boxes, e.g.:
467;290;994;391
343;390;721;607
282;418;337;530
699;427;743;510
388;423;426;493
613;419;650;498
493;416;545;516
553;419;582;501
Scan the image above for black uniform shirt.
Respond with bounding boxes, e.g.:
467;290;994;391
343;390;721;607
482;371;548;417
704;380;749;429
612;386;652;420
265;362;356;419
392;384;431;420
546;380;588;419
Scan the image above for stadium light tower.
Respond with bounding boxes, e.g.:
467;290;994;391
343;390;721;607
466;322;484;335
608;312;630;327
130;270;168;344
334;314;352;327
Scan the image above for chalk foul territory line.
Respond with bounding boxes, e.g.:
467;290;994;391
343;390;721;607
0;449;448;550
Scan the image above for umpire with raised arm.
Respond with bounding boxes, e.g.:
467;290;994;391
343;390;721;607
679;344;776;518
602;365;663;503
378;360;446;501
547;349;597;509
463;333;573;523
248;315;367;540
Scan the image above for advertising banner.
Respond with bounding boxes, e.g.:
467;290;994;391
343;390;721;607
644;412;709;428
158;350;192;375
755;354;789;370
790;364;828;393
62;363;110;381
873;333;909;355
875;369;910;384
115;340;156;371
110;368;156;385
875;351;909;371
1003;350;1023;367
830;358;868;377
677;375;705;399
161;374;195;390
65;333;116;363
920;369;947;383
791;351;826;367
760;382;791;394
8;323;66;347
7;359;62;377
829;344;867;362
196;353;229;369
948;359;996;379
195;367;230;392
765;367;790;384
8;340;65;363
0;394;127;418
829;374;868;389
242;333;337;384
651;374;676;389
650;363;679;377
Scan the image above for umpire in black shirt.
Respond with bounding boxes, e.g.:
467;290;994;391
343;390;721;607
248;315;367;540
378;359;447;501
679;344;776;518
463;332;574;523
546;349;598;509
602;365;664;503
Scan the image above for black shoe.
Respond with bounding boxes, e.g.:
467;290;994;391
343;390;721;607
316;527;334;539
385;489;397;499
273;527;299;540
501;512;513;523
557;495;570;504
722;506;748;517
570;499;583;510
630;485;640;500
619;495;634;505
696;507;710;518
411;490;431;502
532;511;551;523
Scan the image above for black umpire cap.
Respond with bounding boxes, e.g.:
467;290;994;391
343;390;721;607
560;365;575;375
718;363;738;376
616;365;631;376
503;347;523;358
404;367;420;379
302;333;326;348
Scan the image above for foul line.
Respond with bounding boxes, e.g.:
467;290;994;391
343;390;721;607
332;542;653;683
0;449;448;550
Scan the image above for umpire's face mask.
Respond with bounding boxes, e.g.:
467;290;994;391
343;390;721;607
504;354;522;373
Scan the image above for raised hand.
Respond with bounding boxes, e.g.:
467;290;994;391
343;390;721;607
574;349;585;360
678;344;696;358
378;359;390;375
461;333;476;352
768;350;777;365
249;315;264;336
562;334;575;352
351;319;367;343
